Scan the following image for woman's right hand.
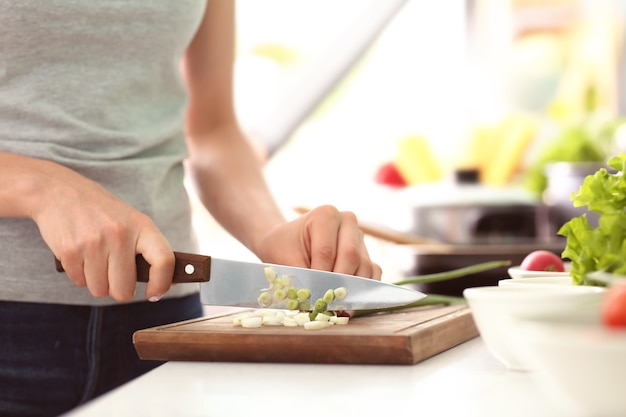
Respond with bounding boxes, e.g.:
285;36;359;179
0;152;175;302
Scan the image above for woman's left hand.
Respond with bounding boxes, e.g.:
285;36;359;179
254;205;382;280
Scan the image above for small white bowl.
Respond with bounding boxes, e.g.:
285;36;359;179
507;263;571;280
498;276;574;287
514;313;626;417
463;285;605;371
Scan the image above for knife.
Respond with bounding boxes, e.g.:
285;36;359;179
55;251;426;310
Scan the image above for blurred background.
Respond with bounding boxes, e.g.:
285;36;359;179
192;0;626;294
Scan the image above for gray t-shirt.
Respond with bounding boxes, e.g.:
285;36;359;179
0;1;207;305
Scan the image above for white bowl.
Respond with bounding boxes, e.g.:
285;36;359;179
514;313;626;417
498;276;574;287
463;285;605;371
507;263;571;279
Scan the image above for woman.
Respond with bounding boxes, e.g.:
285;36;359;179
0;1;381;416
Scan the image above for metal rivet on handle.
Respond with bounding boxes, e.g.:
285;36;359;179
185;264;195;275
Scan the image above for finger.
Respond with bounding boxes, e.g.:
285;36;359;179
307;206;341;272
330;211;364;276
136;232;175;302
62;261;88;288
353;240;382;280
57;249;87;288
106;246;138;302
83;253;109;298
371;260;383;280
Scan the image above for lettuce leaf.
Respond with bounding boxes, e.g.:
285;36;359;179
558;153;626;285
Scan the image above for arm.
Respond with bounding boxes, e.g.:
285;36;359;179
182;0;285;254
0;152;175;301
182;1;381;278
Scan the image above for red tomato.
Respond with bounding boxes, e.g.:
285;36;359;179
375;162;407;187
520;250;565;272
602;284;626;328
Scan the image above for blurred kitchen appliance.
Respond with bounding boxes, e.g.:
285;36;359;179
396;169;552;244
543;161;607;233
388;173;563;296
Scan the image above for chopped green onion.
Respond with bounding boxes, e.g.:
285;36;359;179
257;291;272;307
241;316;263;328
273;288;287;300
333;287;347;300
294;312;311;326
262;315;282;326
286;288;298;299
282;317;298;327
304;320;331;330
322;289;335;303
330;316;349;325
314;299;327;312
296;288;311;300
314;313;331;322
263;267;277;283
276;276;291;288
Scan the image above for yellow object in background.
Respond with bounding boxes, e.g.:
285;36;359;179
466;124;499;171
394;135;443;185
477;114;538;186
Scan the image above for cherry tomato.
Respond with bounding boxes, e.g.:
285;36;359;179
520;250;565;272
602;284;626;328
374;161;407;187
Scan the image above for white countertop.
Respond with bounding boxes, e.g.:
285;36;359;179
62;336;569;417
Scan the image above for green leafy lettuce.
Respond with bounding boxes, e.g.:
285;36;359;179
558;153;626;284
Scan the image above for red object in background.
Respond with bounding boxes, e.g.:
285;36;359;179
375;161;407;187
519;250;565;272
602;284;626;328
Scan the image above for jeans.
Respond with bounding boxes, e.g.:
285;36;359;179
0;294;203;417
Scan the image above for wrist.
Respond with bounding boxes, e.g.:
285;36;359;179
0;153;78;220
0;153;48;218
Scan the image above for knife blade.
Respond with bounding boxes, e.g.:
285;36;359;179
55;251;427;310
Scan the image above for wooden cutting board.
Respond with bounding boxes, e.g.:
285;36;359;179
133;304;478;365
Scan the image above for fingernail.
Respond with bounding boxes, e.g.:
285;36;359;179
149;295;162;302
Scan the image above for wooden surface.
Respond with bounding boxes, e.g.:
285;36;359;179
133;304;478;365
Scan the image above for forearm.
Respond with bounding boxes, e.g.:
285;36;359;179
182;0;286;257
185;126;286;256
0;152;177;301
0;152;62;219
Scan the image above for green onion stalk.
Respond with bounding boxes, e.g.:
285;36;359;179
353;260;511;318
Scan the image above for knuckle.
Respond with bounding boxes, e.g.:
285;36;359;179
131;211;156;229
340;244;362;266
57;241;82;264
101;219;128;243
341;210;358;223
312;204;339;219
151;250;176;269
315;245;336;265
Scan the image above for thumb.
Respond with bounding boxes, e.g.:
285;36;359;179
136;233;175;302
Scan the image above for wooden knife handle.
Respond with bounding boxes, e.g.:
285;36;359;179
54;251;211;283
